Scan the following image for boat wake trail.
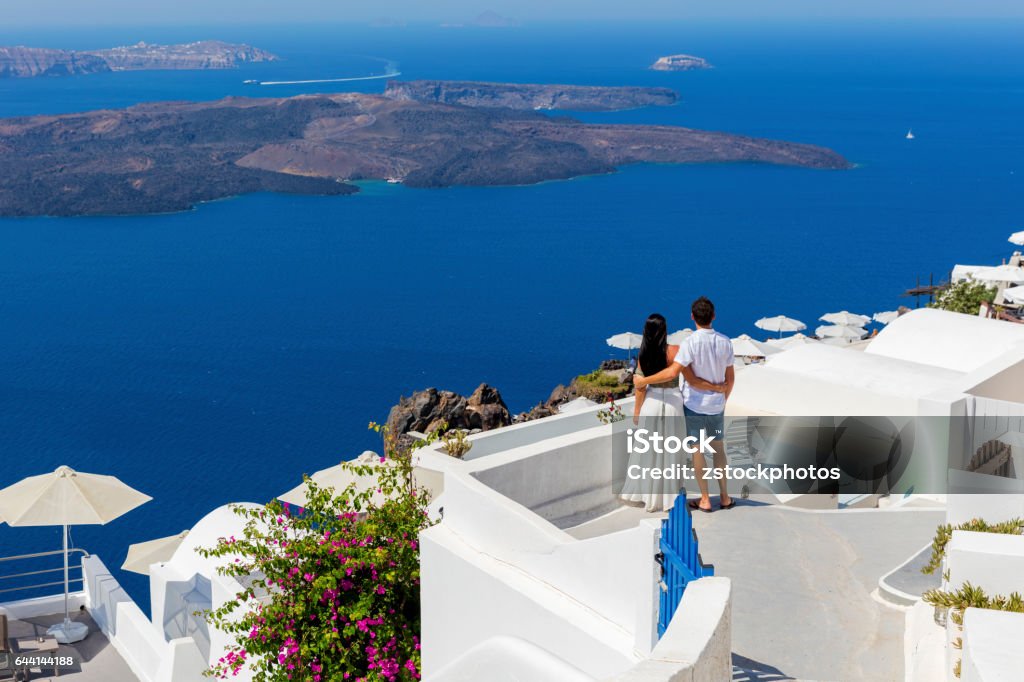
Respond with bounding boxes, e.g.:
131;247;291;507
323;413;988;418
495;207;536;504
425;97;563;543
258;71;400;86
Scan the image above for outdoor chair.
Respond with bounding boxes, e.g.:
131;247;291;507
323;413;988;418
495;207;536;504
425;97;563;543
0;613;16;680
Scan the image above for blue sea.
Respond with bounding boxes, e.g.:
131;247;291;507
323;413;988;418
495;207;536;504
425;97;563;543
0;20;1022;605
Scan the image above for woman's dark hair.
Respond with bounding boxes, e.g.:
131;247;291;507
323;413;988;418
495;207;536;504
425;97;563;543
638;313;668;377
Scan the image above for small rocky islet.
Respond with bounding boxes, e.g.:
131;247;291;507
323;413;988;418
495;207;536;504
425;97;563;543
650;54;712;71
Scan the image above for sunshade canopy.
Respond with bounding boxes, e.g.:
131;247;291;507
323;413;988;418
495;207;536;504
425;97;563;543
819;311;871;326
765;333;820;350
666;329;693;345
121;531;189;576
754;315;806;333
973;264;1024;284
1003;285;1024;305
0;465;151;527
279;451;388;508
732;334;782;357
606;332;643;350
816;324;868;339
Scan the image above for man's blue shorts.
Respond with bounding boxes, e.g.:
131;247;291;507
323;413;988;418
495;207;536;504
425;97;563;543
683;405;725;443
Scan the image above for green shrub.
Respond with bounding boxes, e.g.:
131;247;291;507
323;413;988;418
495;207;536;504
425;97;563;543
577;369;622;388
929;280;997;315
440;427;472;458
922;517;1024;575
573;369;630;400
923;582;1024;678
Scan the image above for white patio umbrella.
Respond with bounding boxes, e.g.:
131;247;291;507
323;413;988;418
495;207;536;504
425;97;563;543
606;332;643;350
0;466;151;643
1003;285;1024;305
754;315;807;337
873;310;900;325
819;311;871;327
1009;231;1024;247
731;334;782;358
607;331;643;361
279;451;389;508
816;324;867;339
121;530;189;576
765;332;820;350
973;264;1024;285
558;397;599;414
666;329;693;345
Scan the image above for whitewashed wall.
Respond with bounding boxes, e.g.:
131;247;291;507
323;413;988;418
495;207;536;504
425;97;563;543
82;555;208;682
960;608;1024;682
942;531;1024;681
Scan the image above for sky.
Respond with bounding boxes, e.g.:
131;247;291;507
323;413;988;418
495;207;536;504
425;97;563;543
4;0;1024;27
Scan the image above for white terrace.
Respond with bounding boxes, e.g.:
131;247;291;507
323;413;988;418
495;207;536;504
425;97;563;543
2;308;1023;681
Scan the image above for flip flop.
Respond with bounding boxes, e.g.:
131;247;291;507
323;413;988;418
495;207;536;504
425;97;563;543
720;499;737;510
688;500;713;513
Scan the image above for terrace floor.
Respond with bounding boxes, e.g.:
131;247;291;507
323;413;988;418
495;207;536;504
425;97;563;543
693;502;942;681
3;611;137;681
566;498;945;681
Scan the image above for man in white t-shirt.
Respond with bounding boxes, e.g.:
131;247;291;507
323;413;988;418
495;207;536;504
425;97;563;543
633;296;735;512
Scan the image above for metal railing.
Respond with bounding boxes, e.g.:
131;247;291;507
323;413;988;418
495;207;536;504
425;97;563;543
0;549;90;598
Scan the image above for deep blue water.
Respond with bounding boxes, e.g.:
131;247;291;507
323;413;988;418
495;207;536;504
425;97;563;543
0;21;1022;605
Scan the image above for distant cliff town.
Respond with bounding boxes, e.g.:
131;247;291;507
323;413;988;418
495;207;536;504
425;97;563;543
0;41;278;78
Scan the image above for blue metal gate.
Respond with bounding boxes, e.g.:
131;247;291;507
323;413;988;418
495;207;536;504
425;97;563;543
656;500;714;637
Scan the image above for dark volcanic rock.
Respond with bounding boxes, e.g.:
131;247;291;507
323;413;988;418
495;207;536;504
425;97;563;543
385;80;678;112
0;90;851;216
518;403;559;422
387;383;511;437
466;384;511;430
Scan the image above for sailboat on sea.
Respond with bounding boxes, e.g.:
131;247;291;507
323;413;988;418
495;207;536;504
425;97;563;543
905;129;915;140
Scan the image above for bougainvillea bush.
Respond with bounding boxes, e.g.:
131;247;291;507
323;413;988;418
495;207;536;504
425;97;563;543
200;424;436;681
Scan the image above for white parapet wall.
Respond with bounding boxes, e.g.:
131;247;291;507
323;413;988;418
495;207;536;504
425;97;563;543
946;530;1024;597
420;523;640;679
455;397;637;461
82;554;208;682
0;592;87;620
421;520;731;682
942;530;1024;681
430;636;597;682
960;608;1024;682
946;471;1024;525
428;423;664;652
608;577;732;682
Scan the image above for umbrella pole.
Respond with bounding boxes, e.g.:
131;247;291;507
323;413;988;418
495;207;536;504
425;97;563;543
48;521;88;643
63;522;70;628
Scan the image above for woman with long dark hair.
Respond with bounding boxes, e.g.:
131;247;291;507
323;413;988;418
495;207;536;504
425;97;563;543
619;313;686;511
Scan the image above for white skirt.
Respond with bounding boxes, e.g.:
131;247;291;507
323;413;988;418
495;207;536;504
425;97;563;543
619;387;686;512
